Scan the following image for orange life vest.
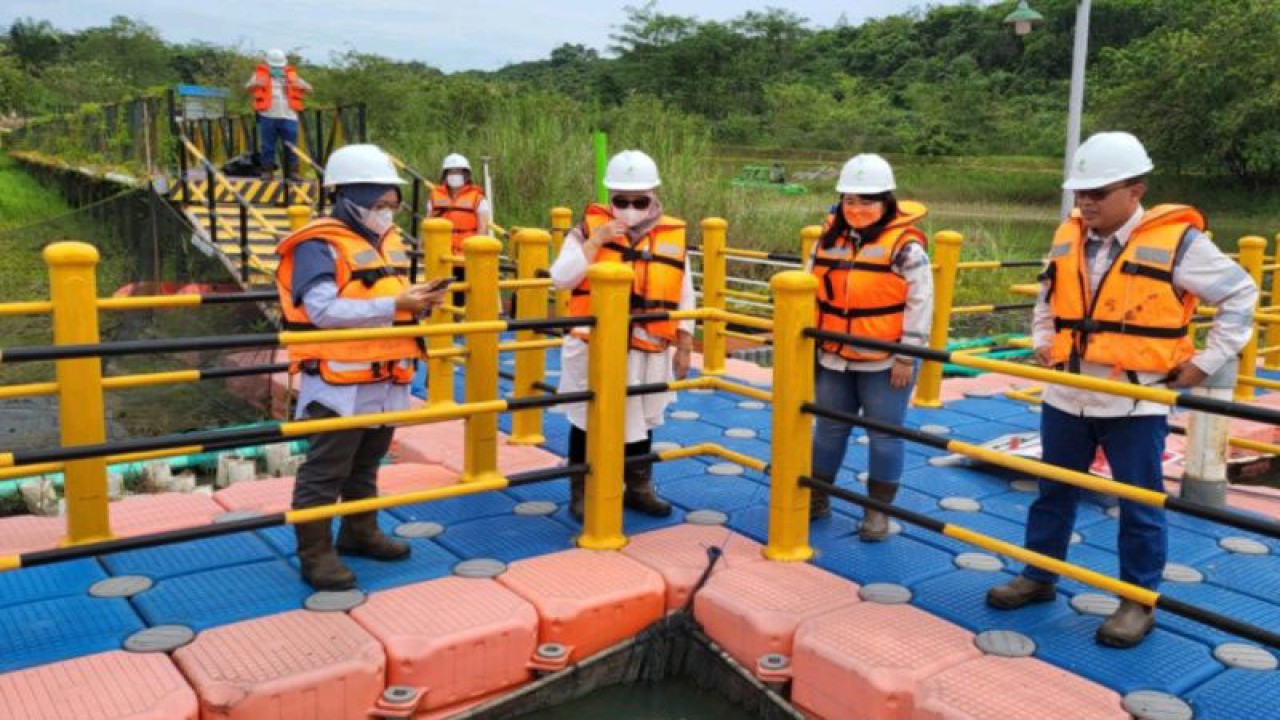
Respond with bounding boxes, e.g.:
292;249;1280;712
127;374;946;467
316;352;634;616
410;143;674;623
1044;204;1205;375
568;203;686;352
275;218;419;385
252;65;306;113
812;201;929;361
430;184;486;253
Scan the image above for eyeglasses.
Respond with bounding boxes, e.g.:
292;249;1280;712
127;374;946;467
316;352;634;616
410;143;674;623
1075;180;1138;203
611;196;652;210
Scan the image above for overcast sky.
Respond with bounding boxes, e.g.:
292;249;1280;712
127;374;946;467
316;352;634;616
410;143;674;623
2;1;980;73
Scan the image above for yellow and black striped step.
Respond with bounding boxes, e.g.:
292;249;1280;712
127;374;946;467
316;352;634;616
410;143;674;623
174;179;316;205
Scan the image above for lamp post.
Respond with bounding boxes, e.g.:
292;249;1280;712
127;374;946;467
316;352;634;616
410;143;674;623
1005;0;1092;220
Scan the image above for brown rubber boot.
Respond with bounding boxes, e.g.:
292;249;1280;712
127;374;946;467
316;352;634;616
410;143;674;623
336;512;410;561
809;473;833;520
623;462;672;517
295;520;356;591
569;472;585;522
859;479;899;542
1096;599;1155;648
986;576;1057;609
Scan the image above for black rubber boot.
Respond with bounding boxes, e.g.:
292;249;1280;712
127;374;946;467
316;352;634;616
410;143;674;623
569;472;585;522
336;511;410;560
810;473;833;520
295;520;356;591
859;479;899;542
623;462;672;517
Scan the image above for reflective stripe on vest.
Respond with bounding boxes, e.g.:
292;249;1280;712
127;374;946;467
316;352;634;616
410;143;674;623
567;203;687;352
812;202;928;362
1045;204;1204;375
430;184;485;252
275;219;419;385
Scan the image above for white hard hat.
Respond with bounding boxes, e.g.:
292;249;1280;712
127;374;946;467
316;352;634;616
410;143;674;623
442;153;471;172
265;49;287;68
323;144;406;187
836;154;896;194
604;150;661;191
1063;132;1154;191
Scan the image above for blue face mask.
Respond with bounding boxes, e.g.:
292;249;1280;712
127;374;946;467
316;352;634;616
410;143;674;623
269;67;285;79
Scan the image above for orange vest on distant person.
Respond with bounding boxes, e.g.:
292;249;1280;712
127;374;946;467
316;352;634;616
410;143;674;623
1044;204;1204;375
568;203;686;352
812;201;928;361
252;65;306;113
275;219;418;385
430;184;486;253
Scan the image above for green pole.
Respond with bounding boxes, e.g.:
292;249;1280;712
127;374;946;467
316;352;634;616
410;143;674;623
593;131;608;205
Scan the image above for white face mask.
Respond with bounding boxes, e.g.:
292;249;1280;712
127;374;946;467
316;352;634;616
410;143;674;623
361;207;396;236
615;207;647;227
446;174;465;189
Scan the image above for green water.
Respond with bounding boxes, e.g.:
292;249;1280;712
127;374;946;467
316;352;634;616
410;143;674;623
517;678;756;719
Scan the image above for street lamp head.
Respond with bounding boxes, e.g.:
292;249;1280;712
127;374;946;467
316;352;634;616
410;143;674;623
1004;0;1045;36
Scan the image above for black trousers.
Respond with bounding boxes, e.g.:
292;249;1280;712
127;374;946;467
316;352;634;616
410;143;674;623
292;402;395;509
567;425;652;468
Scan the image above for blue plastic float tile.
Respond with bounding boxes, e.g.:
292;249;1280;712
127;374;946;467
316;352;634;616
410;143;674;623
983;489;1113;530
652;422;728;445
505;480;571;504
1201;553;1280;604
101;532;276;580
945;397;1039;422
1168;511;1278;549
949;421;1034;444
0;595;145;673
912;569;1075;634
900;465;1010;500
653;459;714;484
992;409;1043;431
712;435;773;462
662;473;770;514
903;407;986;431
1048;543;1119;595
289;537;459;593
133;560;310;631
0;559;107;608
1027;611;1220;694
727;505;859;546
548;505;686;535
671;393;740;418
1186;669;1280;720
1159;581;1280;648
390;491;519;526
907;511;1026;555
1081;523;1226;567
434;514;575;562
812;532;954;588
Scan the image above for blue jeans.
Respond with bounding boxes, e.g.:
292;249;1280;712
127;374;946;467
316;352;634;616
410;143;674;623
1023;404;1168;589
811;364;913;483
257;116;298;173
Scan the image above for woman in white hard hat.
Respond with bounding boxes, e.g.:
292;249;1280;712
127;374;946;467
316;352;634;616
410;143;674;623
275;143;447;591
244;49;312;179
550;150;693;521
807;153;933;540
428;153;491;306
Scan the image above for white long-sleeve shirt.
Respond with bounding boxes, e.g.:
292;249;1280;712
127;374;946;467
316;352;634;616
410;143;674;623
1032;205;1258;417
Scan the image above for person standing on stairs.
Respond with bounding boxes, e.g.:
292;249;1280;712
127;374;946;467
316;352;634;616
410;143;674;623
806;154;934;540
245;48;312;180
274;144;447;591
428;153;491;309
986;132;1257;648
550;150;692;522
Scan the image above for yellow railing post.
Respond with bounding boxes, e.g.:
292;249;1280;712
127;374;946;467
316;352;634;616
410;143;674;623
510;228;550;445
46;242;112;544
800;225;822;265
914;230;964;408
766;270;817;561
1235;235;1267;402
701;217;728;376
287;204;311;231
422;218;456;406
579;261;633;550
550;207;573;317
462;235;503;483
1266;232;1280;370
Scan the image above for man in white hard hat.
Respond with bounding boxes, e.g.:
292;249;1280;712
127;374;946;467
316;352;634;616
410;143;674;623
428;153;491;306
986;132;1257;648
245;49;312;179
274;144;447;591
550;149;692;520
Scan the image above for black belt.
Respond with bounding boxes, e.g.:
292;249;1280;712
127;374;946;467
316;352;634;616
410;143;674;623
818;299;906;320
1054;318;1189;339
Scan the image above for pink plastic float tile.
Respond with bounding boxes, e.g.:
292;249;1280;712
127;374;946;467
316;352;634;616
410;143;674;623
392;420;559;475
621;524;765;609
937;373;1033;403
791;603;982;720
0;515;63;554
911;656;1127;720
213;463;457;513
499;548;665;662
351;577;538;711
0;650;197;720
110;493;223;537
694;560;859;671
173;609;384;720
